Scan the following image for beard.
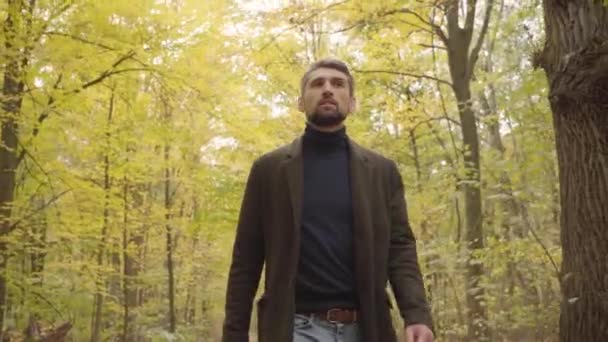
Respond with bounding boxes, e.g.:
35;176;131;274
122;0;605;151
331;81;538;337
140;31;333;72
307;110;346;127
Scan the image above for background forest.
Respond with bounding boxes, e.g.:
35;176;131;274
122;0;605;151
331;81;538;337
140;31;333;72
1;0;606;341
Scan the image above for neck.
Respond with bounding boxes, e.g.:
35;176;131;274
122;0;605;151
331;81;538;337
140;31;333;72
306;121;345;133
303;123;347;153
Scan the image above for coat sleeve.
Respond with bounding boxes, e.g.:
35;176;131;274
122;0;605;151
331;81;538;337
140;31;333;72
222;159;265;342
387;161;434;330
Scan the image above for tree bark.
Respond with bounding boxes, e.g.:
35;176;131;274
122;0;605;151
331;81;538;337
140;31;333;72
539;1;608;340
184;235;198;326
122;179;130;342
164;143;177;333
120;177;145;342
90;91;115;342
0;0;35;332
162;96;177;333
441;0;494;339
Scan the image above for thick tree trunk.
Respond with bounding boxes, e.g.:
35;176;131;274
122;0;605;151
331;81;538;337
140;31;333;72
0;0;34;332
538;1;608;340
555;103;608;340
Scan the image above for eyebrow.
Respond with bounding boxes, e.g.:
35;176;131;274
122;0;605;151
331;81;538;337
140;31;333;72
308;76;347;85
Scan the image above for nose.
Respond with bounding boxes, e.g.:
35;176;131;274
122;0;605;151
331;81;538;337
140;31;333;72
322;82;333;96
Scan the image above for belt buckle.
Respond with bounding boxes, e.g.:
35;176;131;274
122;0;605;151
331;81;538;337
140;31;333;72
326;308;341;323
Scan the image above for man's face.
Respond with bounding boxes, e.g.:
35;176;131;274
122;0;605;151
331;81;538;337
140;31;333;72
298;67;356;127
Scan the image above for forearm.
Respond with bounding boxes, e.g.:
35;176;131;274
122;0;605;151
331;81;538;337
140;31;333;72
223;160;265;341
388;237;432;327
223;242;264;340
388;161;433;328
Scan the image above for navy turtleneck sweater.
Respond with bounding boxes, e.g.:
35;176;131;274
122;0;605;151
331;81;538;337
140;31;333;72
295;125;358;312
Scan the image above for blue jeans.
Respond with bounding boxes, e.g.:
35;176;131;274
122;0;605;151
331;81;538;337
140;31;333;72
293;314;361;342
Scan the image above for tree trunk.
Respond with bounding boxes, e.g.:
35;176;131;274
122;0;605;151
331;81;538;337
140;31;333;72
161;95;177;333
90;91;115;342
121;179;130;342
164;143;177;333
442;0;494;339
138;185;153;309
0;0;35;332
121;177;145;342
184;236;198;326
121;178;132;342
538;2;608;340
453;81;487;341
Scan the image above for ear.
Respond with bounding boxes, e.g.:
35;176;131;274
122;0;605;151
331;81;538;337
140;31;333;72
349;96;358;113
297;96;304;112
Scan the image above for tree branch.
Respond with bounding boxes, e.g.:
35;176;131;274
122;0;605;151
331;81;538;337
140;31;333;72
16;74;62;167
430;8;461;167
385;7;449;45
78;67;151;92
395;18;438;37
8;189;71;232
465;0;478;32
16;138;50;183
424;119;456;167
519;202;561;279
413;115;461;131
446;0;460;35
43;31;117;51
418;43;447;50
468;0;494;73
12;282;67;319
257;0;350;51
353;68;453;87
15;52;151;180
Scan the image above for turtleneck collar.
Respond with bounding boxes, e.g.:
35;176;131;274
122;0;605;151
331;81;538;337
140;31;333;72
303;124;348;154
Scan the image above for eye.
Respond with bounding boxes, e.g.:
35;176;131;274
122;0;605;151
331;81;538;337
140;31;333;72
310;78;324;87
332;79;345;87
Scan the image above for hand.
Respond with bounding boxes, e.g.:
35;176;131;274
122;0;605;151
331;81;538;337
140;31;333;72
405;324;434;342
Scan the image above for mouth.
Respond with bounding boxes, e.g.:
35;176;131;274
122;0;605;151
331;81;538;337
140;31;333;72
318;100;337;106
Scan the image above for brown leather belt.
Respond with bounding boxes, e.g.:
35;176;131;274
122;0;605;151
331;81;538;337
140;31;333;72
302;308;358;324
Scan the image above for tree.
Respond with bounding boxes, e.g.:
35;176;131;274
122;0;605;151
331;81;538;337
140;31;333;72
536;1;608;340
1;0;37;331
435;2;494;339
89;89;115;342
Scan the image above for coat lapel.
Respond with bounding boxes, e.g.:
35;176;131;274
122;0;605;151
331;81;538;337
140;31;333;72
283;137;303;241
349;139;376;341
282;135;371;239
281;137;374;273
349;139;374;259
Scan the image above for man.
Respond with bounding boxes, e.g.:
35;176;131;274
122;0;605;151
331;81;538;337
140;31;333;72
222;58;434;342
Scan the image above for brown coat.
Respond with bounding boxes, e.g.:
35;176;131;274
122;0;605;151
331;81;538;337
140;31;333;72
222;136;432;342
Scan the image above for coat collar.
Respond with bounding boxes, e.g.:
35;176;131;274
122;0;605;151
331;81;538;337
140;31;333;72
282;136;373;222
284;135;372;166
